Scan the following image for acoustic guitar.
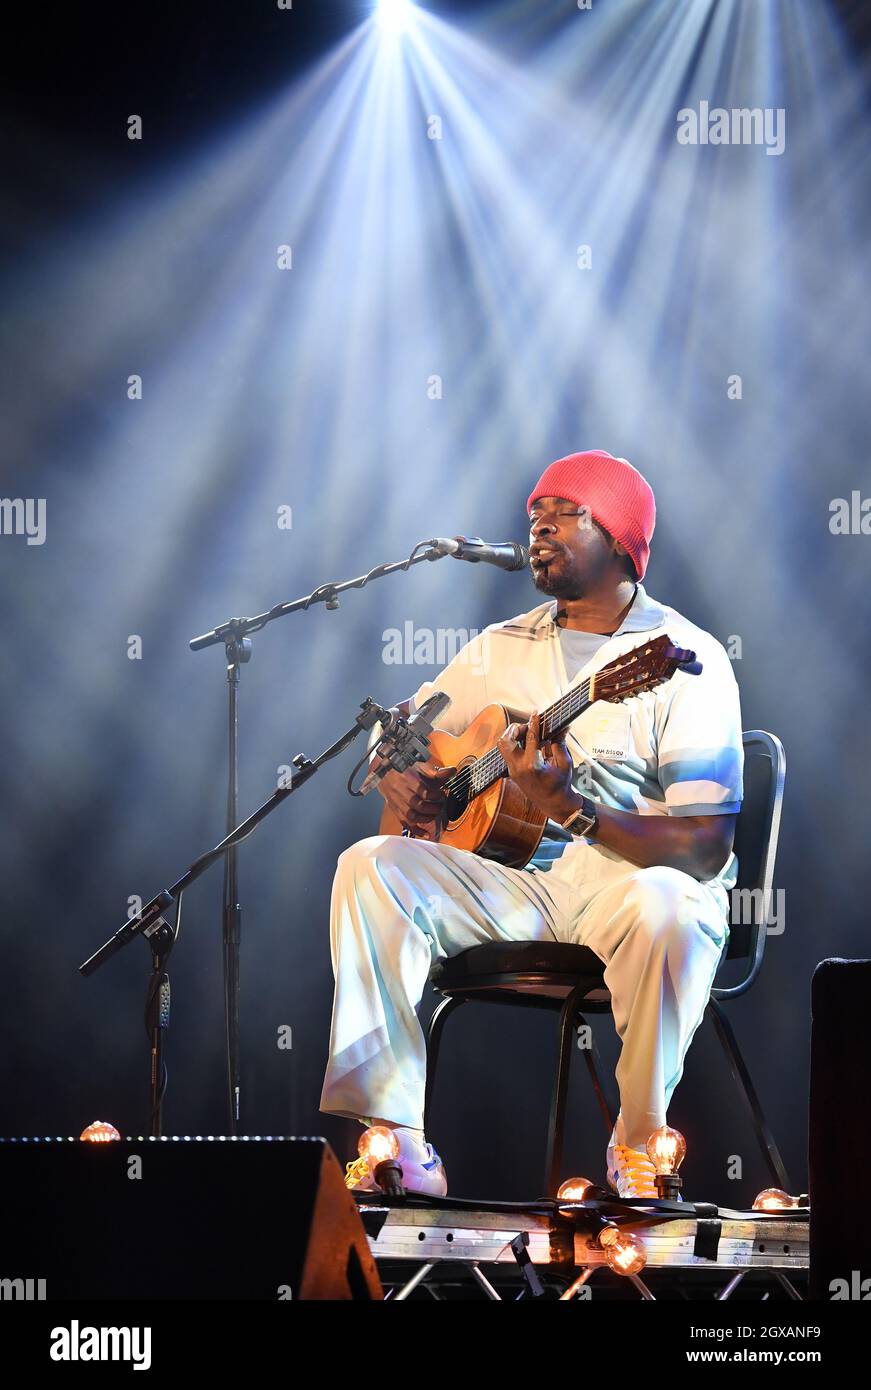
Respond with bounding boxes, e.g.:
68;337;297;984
379;633;701;868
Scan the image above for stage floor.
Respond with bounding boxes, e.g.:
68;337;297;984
355;1192;809;1301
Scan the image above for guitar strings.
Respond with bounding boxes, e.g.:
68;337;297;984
441;675;594;801
445;681;591;794
439;646;667;803
438;639;672;806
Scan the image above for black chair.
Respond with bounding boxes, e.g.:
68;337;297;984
423;730;789;1198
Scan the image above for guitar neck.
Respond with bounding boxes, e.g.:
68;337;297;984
465;675;595;799
440;633;698;813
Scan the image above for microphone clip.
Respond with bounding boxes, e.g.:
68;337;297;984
380;692;451;776
354;692;451;796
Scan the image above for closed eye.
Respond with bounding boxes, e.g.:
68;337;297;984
530;510;583;525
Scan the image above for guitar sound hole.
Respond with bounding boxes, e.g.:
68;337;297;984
445;784;471;823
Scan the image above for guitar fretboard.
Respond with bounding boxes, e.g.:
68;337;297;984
443;674;595;803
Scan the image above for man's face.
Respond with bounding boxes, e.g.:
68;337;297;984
528;495;626;598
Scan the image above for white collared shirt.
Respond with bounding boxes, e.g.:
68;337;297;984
407;583;744;889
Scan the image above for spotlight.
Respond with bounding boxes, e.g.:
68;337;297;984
376;0;415;36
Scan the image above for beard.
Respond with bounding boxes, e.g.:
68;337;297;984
532;559;583;599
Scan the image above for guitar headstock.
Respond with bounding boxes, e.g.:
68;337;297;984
591;634;702;704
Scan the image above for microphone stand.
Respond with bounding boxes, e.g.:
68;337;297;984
79;697;421;1131
187;540;448;1134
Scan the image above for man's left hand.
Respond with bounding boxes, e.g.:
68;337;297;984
497;710;577;821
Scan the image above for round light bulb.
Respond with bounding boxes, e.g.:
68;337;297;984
752;1187;799;1211
598;1225;647;1276
646;1125;687;1175
557;1176;595;1201
79;1121;121;1143
358;1125;401;1164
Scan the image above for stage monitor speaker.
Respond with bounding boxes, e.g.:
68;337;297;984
809;958;871;1301
0;1134;382;1301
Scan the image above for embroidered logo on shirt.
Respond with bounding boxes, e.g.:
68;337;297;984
588;707;631;761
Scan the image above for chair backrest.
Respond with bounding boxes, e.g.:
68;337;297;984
714;729;786;1000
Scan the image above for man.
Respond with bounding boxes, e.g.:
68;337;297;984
320;449;743;1198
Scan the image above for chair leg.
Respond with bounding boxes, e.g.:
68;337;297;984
423;994;466;1134
576;1011;617;1138
707;997;794;1192
544;986;584;1198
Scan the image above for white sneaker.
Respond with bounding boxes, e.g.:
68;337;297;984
606;1137;659;1199
606;1127;684;1201
396;1138;448;1197
345;1130;448;1197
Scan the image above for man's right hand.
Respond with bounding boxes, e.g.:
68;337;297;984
374;756;457;841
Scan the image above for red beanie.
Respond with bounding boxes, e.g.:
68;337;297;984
527;449;656;580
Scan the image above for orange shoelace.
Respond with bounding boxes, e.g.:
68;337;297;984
344;1155;372;1189
611;1145;658;1195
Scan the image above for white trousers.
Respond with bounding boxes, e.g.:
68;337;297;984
319;832;730;1149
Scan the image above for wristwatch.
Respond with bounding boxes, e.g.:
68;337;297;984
561;795;599;839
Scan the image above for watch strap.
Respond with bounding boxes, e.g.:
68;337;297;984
561;796;599;838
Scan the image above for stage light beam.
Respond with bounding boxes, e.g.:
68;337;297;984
376;0;415;37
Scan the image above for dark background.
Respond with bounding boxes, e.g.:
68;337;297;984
2;0;870;1205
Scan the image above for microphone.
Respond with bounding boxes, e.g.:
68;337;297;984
358;691;453;795
429;536;530;571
